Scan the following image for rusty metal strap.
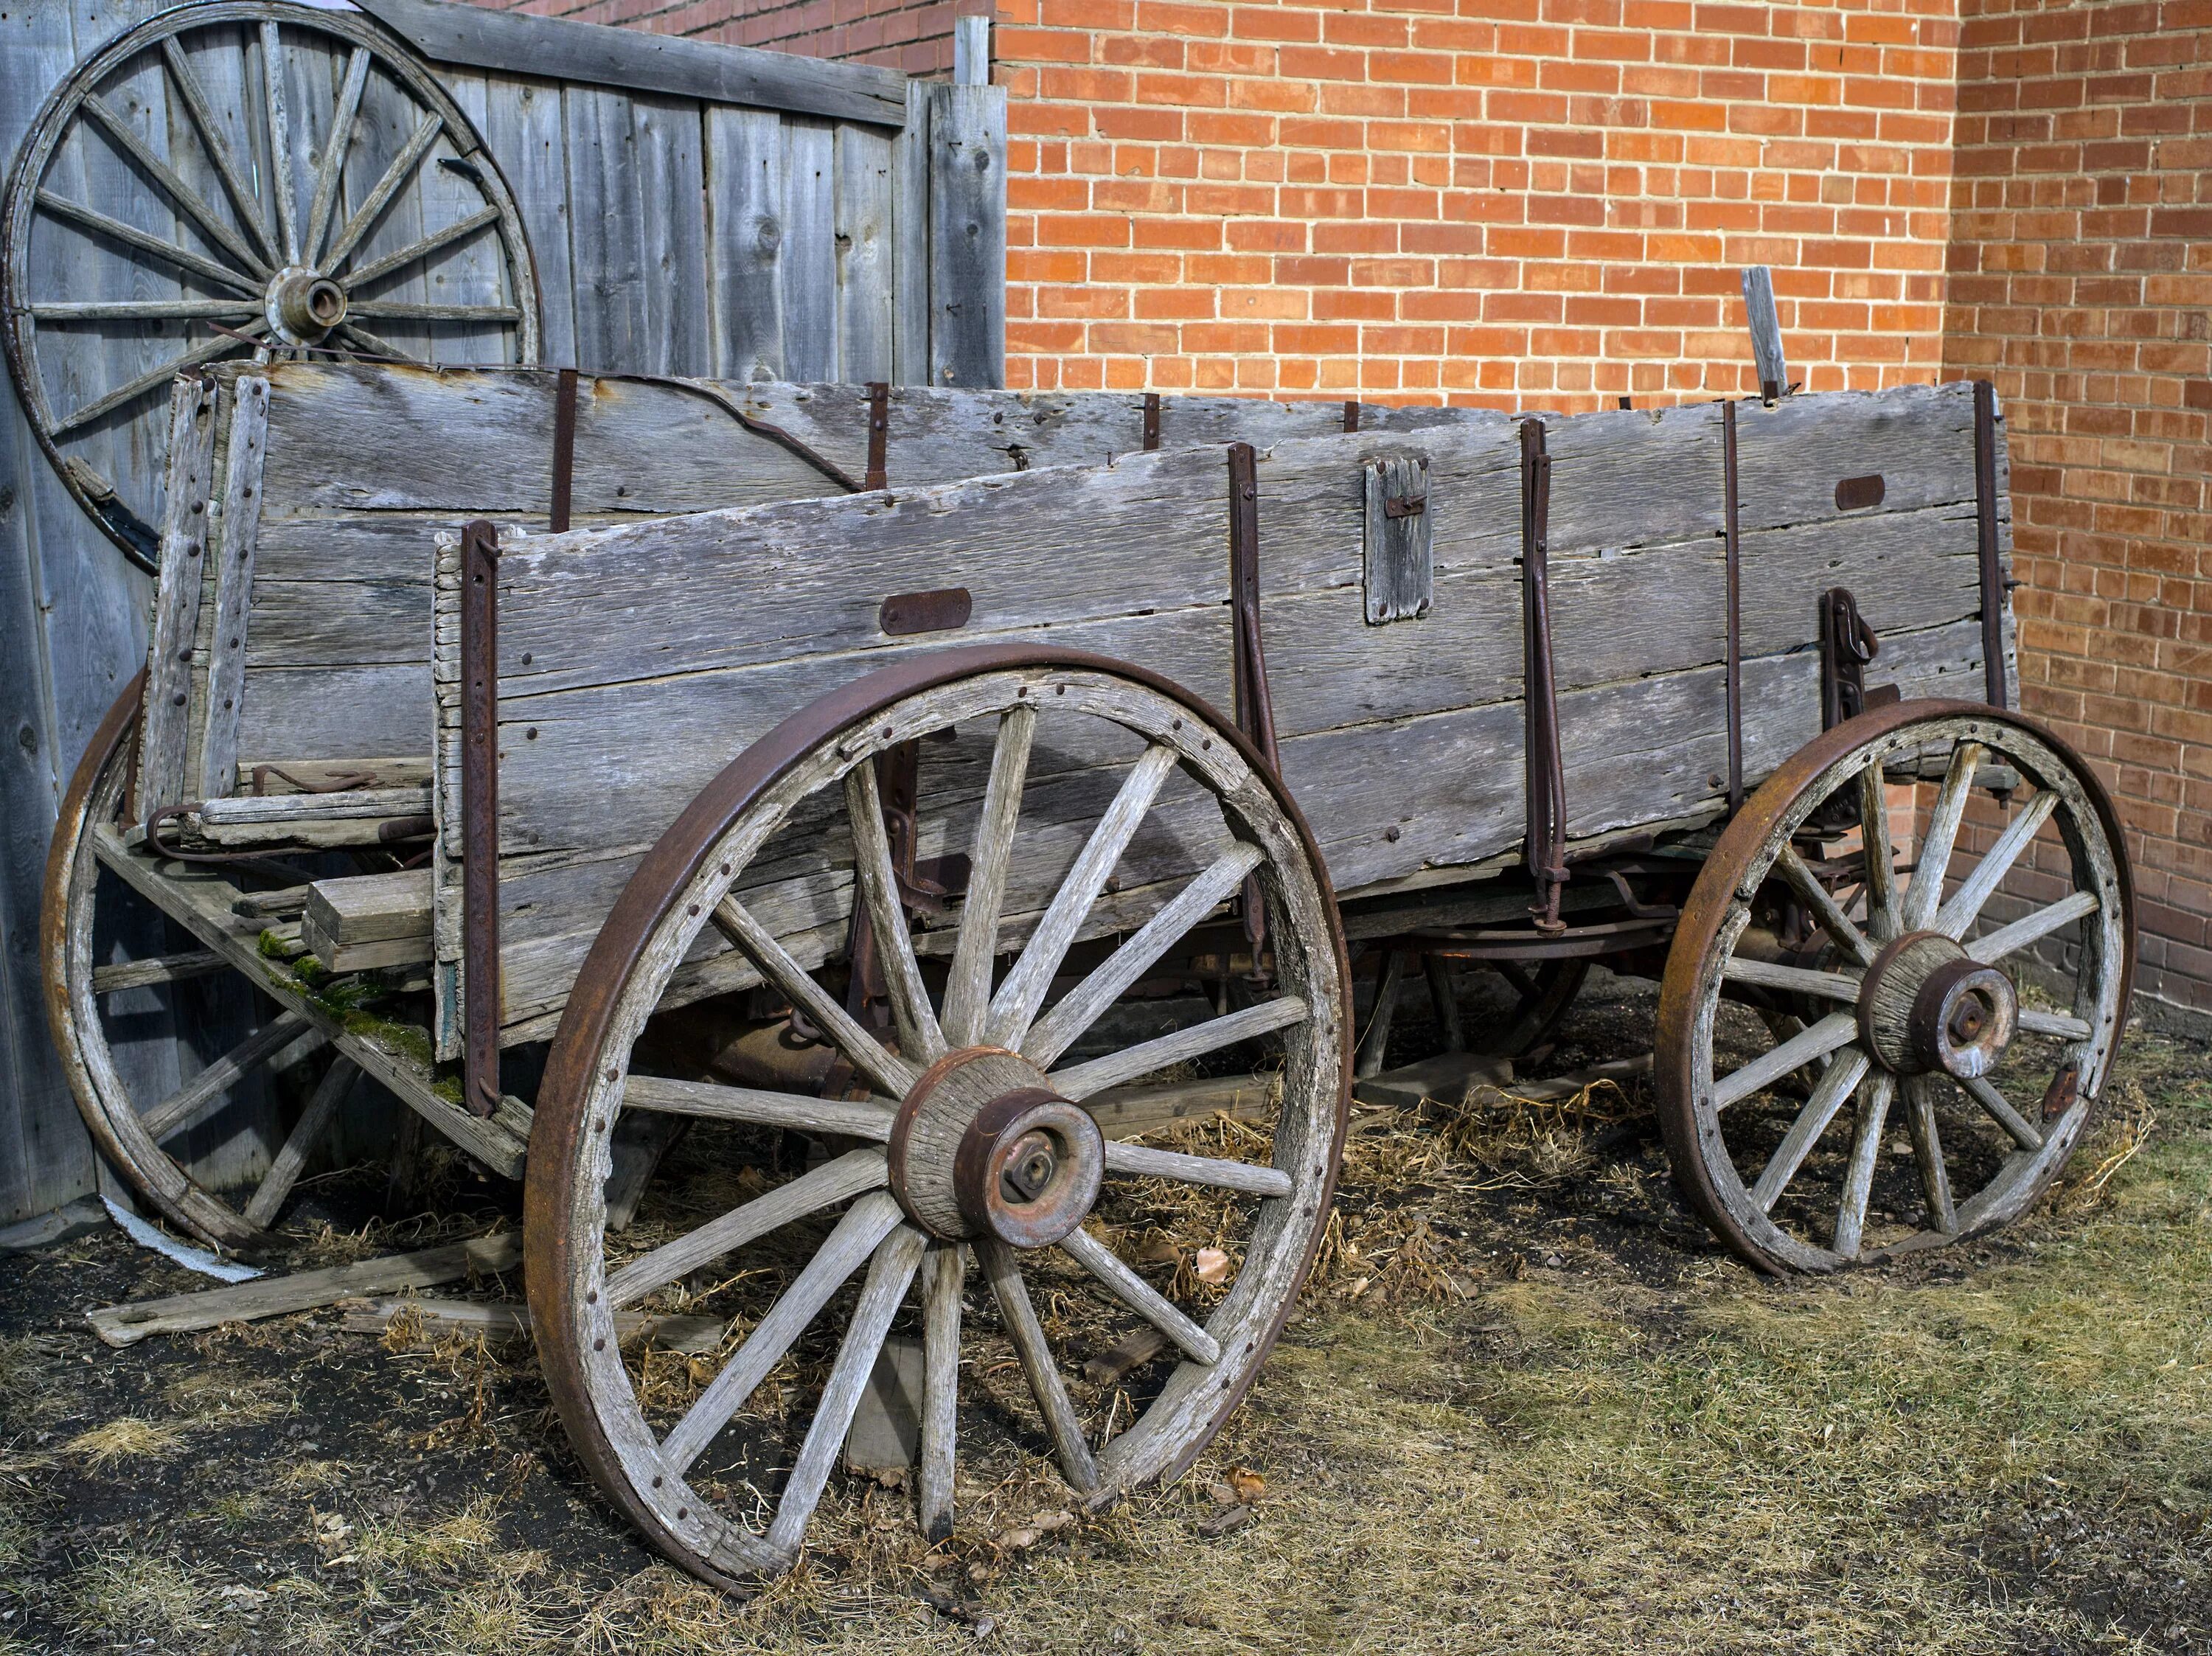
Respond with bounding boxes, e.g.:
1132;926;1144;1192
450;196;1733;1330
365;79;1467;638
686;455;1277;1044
1225;443;1280;773
1973;380;2007;709
460;518;504;1120
1143;392;1161;452
1519;419;1568;933
1722;400;1743;812
866;381;890;491
1343;400;1360;433
550;367;578;532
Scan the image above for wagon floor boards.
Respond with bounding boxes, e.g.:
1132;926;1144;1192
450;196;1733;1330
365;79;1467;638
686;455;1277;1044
429;379;2008;1051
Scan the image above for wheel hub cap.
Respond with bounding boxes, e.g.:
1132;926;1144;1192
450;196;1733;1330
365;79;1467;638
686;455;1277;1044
887;1047;1103;1248
1856;930;2017;1080
265;265;347;344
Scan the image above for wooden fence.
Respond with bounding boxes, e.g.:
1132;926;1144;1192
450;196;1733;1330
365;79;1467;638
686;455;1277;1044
0;0;1004;1224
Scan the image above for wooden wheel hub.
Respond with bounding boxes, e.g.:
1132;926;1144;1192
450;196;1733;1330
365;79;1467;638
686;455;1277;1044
1856;930;2017;1081
265;267;347;344
887;1046;1104;1247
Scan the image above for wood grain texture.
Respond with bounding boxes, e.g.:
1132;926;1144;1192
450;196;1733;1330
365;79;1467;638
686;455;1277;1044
925;83;1004;389
353;0;909;128
138;376;219;815
195;375;268;801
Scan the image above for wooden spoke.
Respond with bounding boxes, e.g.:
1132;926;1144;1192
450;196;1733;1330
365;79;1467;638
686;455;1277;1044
303;47;372;266
31;299;257;321
1101;1140;1292;1198
604;1147;887;1310
942;705;1034;1046
1750;1048;1871;1212
50;319;268;437
345;301;523;321
660;1190;902;1475
1775;846;1877;968
77;95;268;277
1832;1071;1896;1259
159;38;279;265
918;1242;962;1542
985;743;1180;1049
1049;994;1309;1101
35;189;260;296
1933;790;2058;940
1857;759;1902;943
1958;1072;2045;1152
259;22;299;262
1709;1010;1858;1111
334;320;425;364
977;1237;1099;1493
91;949;226;994
338;203;502;291
1899;1075;1956;1234
711;898;919;1097
618;1074;893;1140
764;1225;928;1559
2017;1008;2092;1042
1902;740;1984;931
1057;1225;1220;1365
1966;890;2100;966
1023;842;1265;1071
241;1057;357;1229
321;111;443;276
138;1010;316;1143
1720;956;1863;1003
844;761;947;1063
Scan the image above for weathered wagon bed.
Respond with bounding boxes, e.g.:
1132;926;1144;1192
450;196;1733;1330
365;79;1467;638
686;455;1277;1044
45;363;2133;1596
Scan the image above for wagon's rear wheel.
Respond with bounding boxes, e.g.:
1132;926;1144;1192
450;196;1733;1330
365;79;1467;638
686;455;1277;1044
41;678;361;1253
1656;700;2132;1275
527;649;1349;1588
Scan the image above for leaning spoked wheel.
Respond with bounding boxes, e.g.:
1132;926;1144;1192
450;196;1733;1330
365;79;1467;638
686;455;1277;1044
1657;700;2132;1275
3;0;538;567
42;678;361;1253
527;647;1349;1587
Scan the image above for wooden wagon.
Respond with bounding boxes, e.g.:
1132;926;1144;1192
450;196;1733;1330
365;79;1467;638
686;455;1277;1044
41;360;2134;1587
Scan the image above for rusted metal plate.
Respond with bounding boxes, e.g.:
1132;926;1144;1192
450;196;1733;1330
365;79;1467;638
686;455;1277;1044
878;587;972;636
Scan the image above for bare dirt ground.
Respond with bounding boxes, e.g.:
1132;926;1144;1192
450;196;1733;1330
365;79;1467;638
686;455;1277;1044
2;979;2208;1655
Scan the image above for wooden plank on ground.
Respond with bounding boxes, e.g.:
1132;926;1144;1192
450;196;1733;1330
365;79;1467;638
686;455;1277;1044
86;1230;523;1346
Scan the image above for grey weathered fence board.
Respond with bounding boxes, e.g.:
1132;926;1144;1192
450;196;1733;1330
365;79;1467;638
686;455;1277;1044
435;384;2003;1048
779;118;838;383
355;0;908;128
0;0;162;1223
835;122;896;384
469;71;576;367
702;105;785;383
927;83;1004;391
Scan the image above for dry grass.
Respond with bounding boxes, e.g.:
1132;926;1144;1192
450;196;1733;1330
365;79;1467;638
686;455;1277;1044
4;1020;2208;1654
61;1416;186;1468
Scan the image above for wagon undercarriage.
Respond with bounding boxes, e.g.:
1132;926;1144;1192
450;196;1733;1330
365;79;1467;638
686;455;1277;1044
41;364;2135;1587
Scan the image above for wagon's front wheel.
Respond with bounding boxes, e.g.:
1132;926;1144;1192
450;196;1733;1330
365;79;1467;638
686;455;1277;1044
526;647;1349;1588
1656;700;2133;1275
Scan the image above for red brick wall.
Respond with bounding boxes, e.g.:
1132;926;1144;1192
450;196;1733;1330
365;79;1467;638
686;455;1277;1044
1942;0;2212;1028
991;0;1961;405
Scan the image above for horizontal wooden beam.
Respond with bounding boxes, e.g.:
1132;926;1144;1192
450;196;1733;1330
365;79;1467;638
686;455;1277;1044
352;0;911;128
